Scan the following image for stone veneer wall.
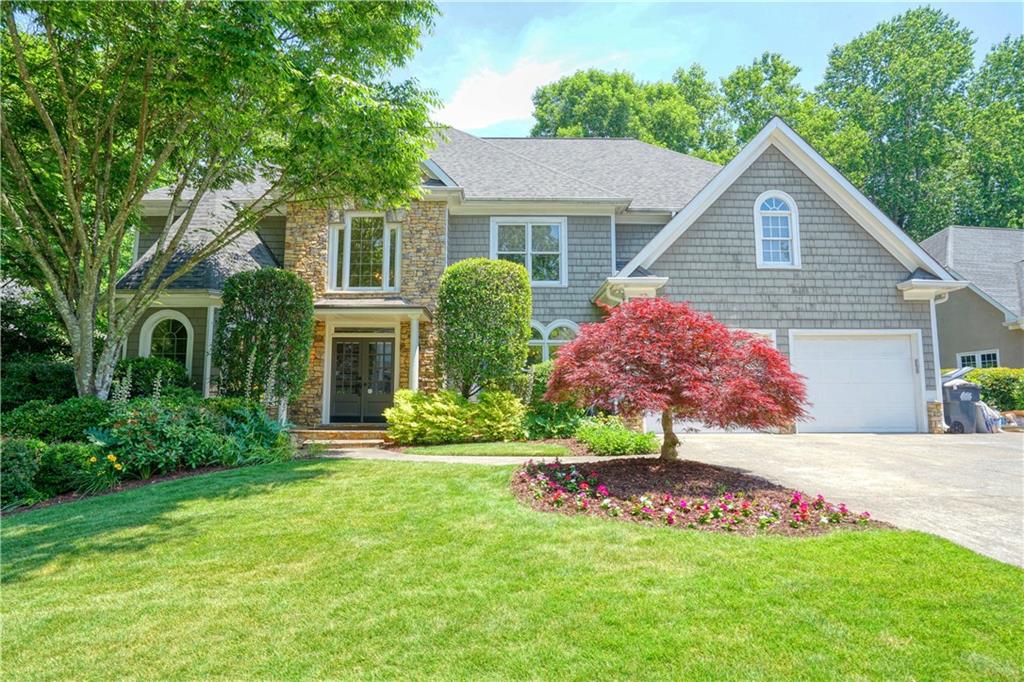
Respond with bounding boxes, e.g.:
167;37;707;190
285;200;447;426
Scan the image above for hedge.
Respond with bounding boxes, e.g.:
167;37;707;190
1;355;77;411
963;368;1024;411
113;356;191;397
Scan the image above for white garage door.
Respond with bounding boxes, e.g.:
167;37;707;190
790;332;920;433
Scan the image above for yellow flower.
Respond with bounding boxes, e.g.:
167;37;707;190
107;454;116;462
114;463;123;471
89;456;98;463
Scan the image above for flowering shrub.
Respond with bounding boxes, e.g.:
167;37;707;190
515;460;877;536
384;389;525;445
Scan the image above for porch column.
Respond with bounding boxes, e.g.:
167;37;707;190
409;315;420;391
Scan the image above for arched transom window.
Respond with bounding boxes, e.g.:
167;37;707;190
527;320;579;365
754;191;801;268
139;310;194;370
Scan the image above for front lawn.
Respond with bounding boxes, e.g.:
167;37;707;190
3;459;1022;679
404;441;571;456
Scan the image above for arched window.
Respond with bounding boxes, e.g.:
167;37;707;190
526;320;579;365
139;310;194;370
754;191;800;268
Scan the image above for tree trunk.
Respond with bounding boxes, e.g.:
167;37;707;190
277;395;288;425
660;408;679;460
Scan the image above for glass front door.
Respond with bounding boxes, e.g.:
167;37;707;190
330;338;395;423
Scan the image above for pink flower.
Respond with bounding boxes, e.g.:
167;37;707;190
677;499;688;511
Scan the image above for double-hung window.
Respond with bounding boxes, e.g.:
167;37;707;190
957;350;999;369
490;217;567;286
754;191;801;269
329;213;400;291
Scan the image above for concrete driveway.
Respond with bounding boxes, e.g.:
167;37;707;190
678;432;1024;566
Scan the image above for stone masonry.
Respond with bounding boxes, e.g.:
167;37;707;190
285;200;447;426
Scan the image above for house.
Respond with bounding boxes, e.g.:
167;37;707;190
920;226;1024;369
118;117;965;433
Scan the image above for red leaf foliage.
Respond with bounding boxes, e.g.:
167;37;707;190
545;298;808;430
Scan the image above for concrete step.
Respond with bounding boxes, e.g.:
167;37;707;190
292;429;389;442
307;439;385;450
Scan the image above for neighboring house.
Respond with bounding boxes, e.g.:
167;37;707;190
118;117;964;433
920;226;1024;370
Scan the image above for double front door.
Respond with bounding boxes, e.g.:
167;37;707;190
330;338;395;423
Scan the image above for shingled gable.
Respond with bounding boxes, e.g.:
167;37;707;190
615;117;958;283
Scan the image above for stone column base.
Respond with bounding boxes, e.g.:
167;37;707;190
927;401;946;434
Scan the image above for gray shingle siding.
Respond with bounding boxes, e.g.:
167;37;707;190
447;214;612;325
615;223;663;263
649;146;935;390
125;306;210;387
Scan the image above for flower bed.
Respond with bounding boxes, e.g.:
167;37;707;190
511;458;888;536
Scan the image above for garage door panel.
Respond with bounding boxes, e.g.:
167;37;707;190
791;333;919;433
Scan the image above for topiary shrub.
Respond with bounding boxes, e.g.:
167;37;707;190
35;443;100;498
3;397;114;443
574;416;659;456
0;355;76;411
213;269;315;416
1;438;45;507
436;258;532;397
384;389;525;445
113;356;191;398
523;361;587;439
964;368;1024;411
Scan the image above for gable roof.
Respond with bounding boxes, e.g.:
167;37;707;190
480;137;721;212
119;190;277;291
921;226;1024;319
617;117;957;281
428;129;628;204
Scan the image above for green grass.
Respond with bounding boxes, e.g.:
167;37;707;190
2;459;1022;680
404;441;571;456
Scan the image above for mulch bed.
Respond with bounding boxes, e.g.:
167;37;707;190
511;457;893;537
2;465;232;516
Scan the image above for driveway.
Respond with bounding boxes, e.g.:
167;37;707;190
677;432;1024;566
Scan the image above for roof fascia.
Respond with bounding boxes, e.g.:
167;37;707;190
449;199;630;216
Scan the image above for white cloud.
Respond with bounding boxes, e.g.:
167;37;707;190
435;58;567;131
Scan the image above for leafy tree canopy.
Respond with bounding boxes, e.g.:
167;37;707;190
529;7;1022;240
1;1;438;397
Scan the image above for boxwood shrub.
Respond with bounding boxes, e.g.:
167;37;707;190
1;438;45;507
574;416;659;456
0;354;77;411
3;397;114;442
384;389;526;445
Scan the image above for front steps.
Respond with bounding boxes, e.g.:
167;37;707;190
291;425;391;451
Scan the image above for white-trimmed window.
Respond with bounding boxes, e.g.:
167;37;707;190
328;212;401;291
139;309;194;370
490;217;567;286
957;350;999;369
527;320;579;364
754;191;800;269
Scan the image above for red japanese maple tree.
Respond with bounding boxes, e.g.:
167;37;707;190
546;298;808;459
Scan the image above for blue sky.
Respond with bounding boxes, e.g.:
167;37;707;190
399;2;1023;136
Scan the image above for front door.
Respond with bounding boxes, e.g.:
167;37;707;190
330;338;395;423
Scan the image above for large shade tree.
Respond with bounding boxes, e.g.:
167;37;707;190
546;298;807;460
1;1;438;398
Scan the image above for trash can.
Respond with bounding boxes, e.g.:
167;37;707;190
943;379;981;433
